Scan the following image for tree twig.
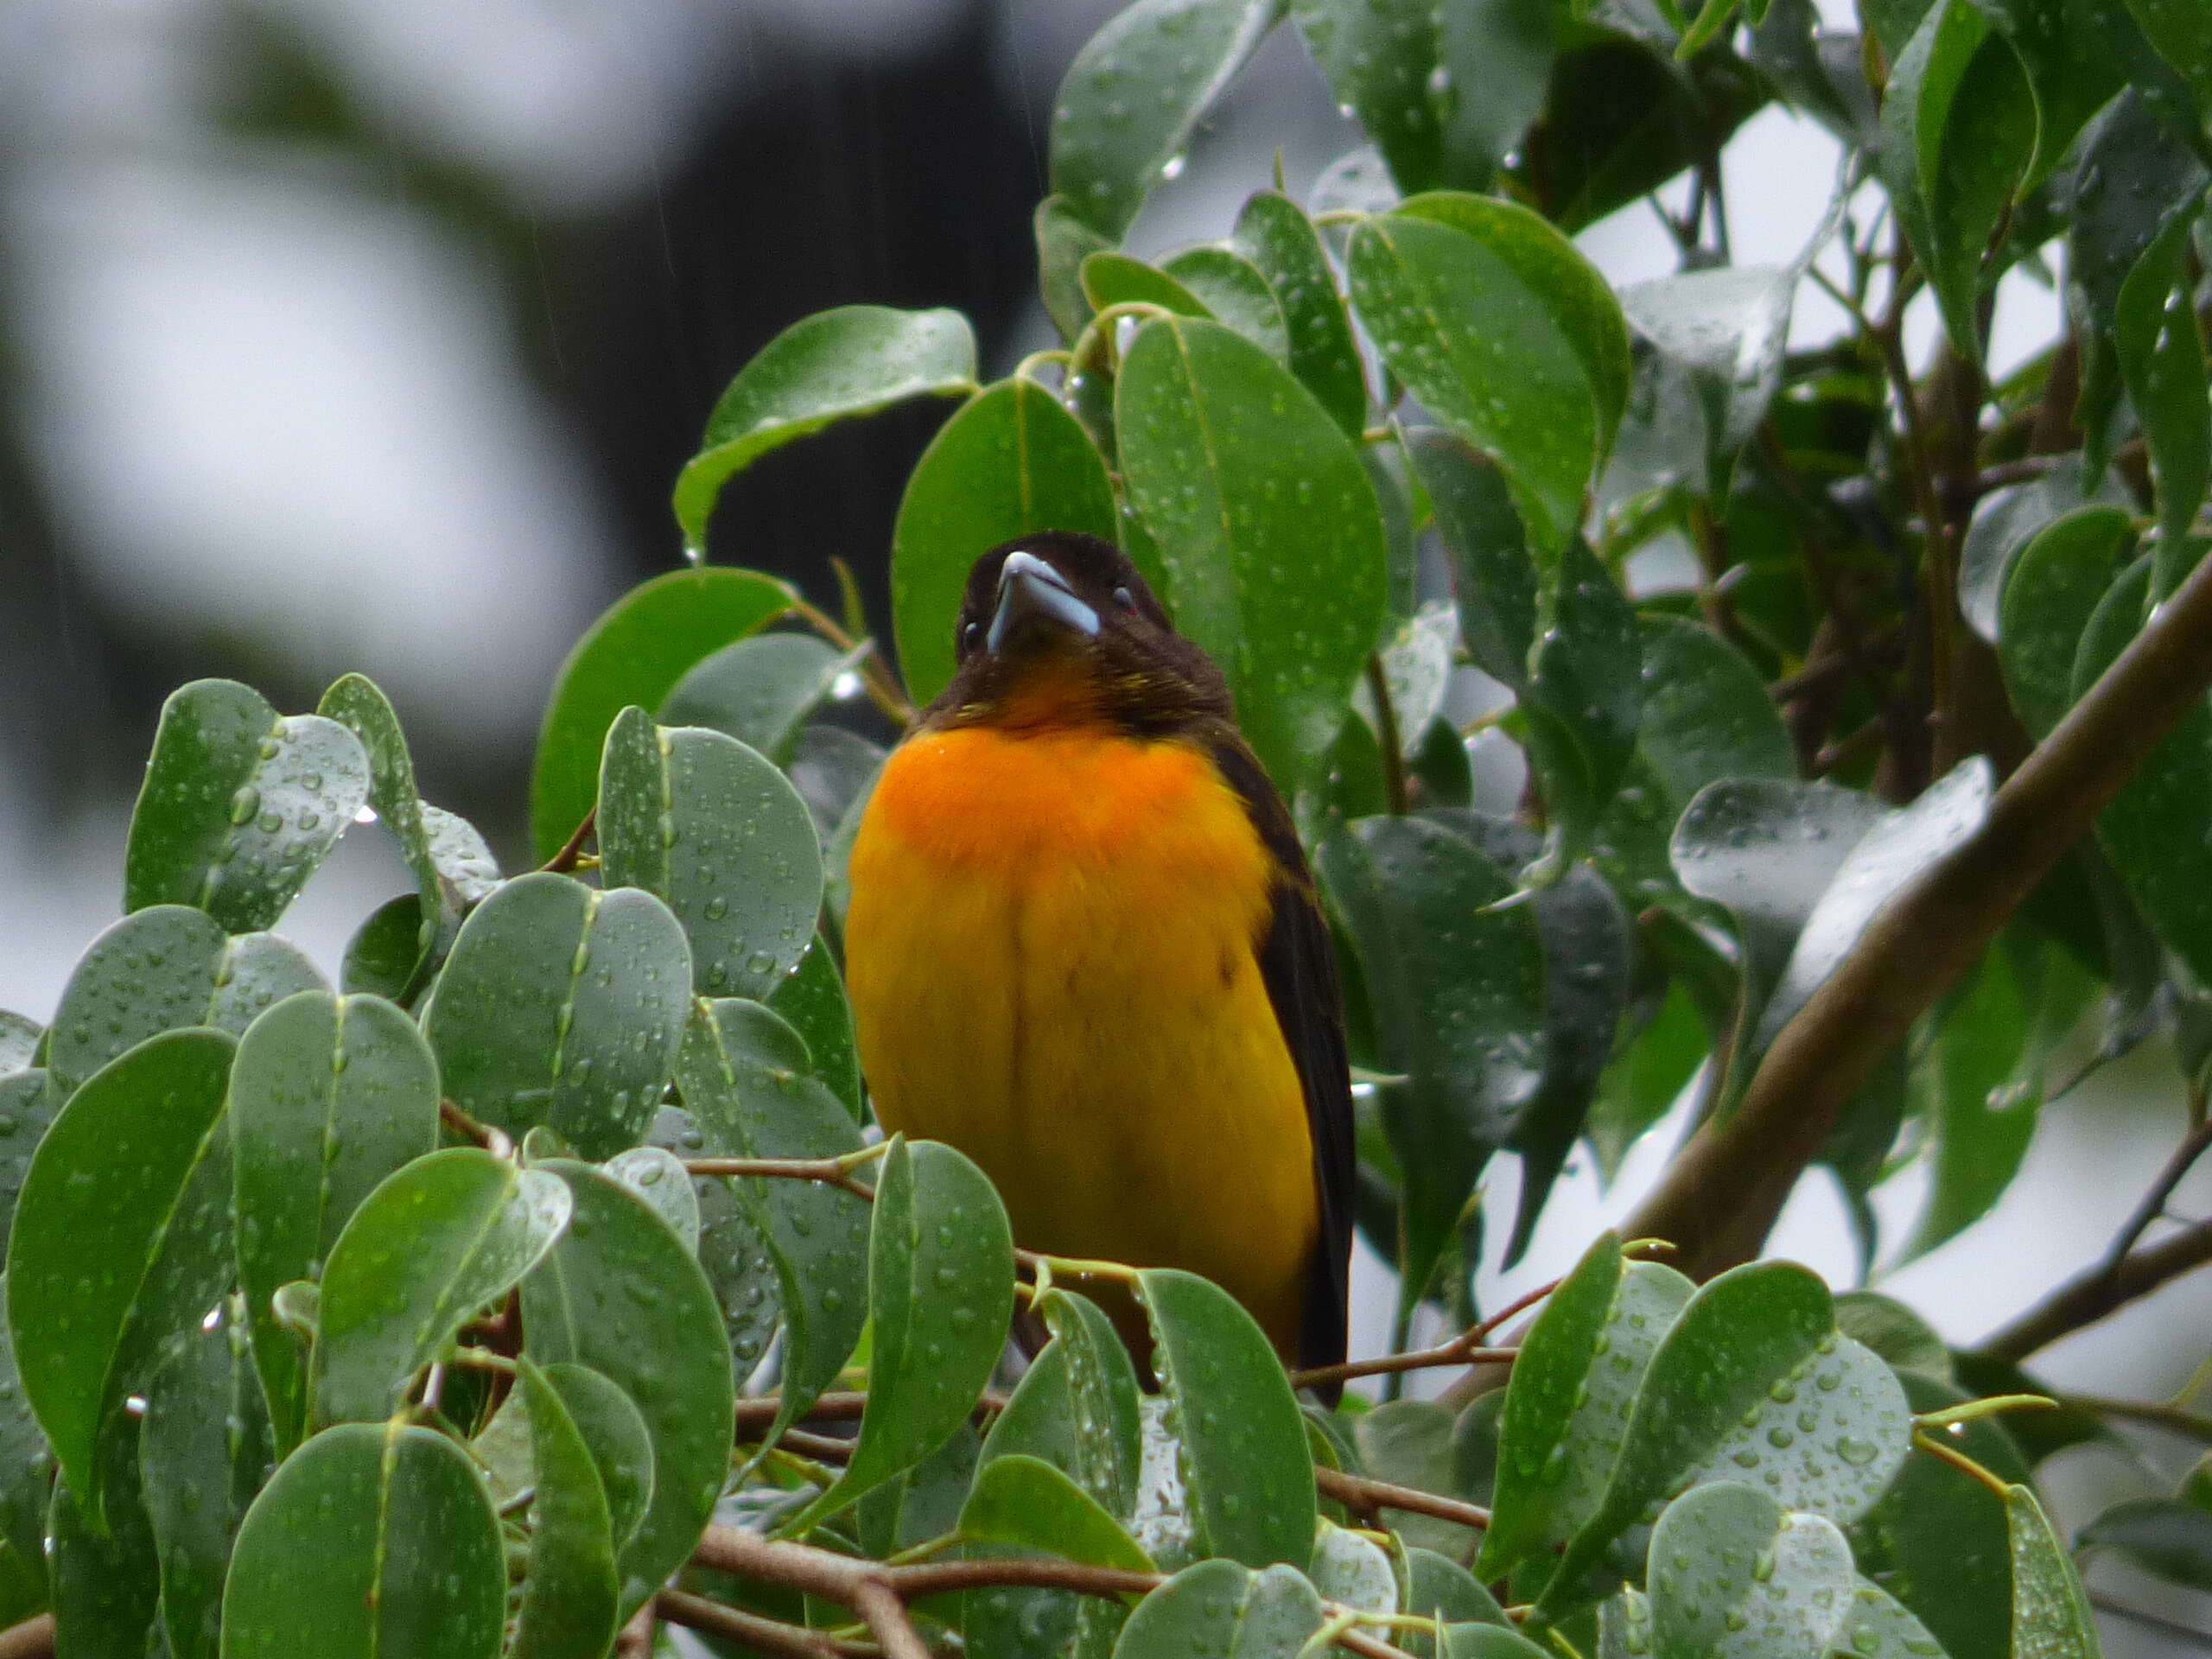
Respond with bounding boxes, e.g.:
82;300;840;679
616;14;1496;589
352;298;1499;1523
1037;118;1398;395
1979;1216;2212;1362
2106;1122;2212;1271
613;1602;657;1659
2059;1393;2212;1441
1364;654;1412;814
541;808;597;874
686;1155;879;1202
1317;1466;1491;1532
851;1580;933;1659
1624;537;2212;1279
1292;1342;1516;1391
658;1588;867;1656
0;1616;51;1659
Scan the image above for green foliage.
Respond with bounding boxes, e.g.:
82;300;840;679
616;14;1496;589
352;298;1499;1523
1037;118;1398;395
4;0;2203;1650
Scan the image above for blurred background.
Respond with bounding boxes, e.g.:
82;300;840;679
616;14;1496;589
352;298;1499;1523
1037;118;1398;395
0;0;2204;1644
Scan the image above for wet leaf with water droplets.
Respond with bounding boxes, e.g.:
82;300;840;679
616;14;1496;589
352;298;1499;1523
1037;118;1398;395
509;1356;622;1659
422;871;692;1159
9;1027;234;1520
2005;1484;2103;1659
313;1147;570;1426
603;1145;700;1253
232;990;439;1452
1161;245;1291;363
1231;191;1368;438
143;1312;273;1659
1996;508;2137;741
1618;267;1795;499
521;1160;734;1617
892;375;1121;708
659;633;870;768
47;906;323;1097
1541;1261;1910;1617
1136;1268;1314;1569
767;934;866;1120
1047;0;1279;239
1646;1482;1857;1659
219;1423;504;1658
1109;1558;1323;1658
1310;1516;1396;1612
960;1452;1154;1573
1116;315;1389;791
782;1138;1014;1535
597;710;822;1001
125;678;371;935
671;999;868;1450
674;305;976;553
1316;816;1546;1311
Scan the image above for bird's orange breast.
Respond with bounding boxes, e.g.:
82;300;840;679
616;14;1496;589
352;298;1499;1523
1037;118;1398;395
843;721;1318;1354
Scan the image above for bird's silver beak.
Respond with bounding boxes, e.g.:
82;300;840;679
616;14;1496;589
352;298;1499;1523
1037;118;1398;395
988;550;1100;655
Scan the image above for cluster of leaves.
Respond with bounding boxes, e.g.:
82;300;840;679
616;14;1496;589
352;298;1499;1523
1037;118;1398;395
6;0;2212;1652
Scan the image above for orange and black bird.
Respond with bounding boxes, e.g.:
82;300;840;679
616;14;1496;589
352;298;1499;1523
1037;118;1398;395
843;531;1353;1385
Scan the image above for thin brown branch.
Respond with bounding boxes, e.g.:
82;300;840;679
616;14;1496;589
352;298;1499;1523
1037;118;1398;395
0;1616;51;1659
787;599;916;727
1364;655;1412;815
690;1526;1419;1659
2107;1122;2212;1269
687;1156;878;1202
2059;1393;2212;1441
439;1100;512;1160
1292;1343;1516;1391
852;1580;933;1659
657;1588;867;1657
1624;537;2212;1279
1317;1466;1491;1532
733;1390;1009;1443
1980;1216;2212;1362
541;808;596;874
614;1602;657;1659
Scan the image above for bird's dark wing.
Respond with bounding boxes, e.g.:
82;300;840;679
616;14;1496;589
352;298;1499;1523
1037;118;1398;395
1195;723;1355;1396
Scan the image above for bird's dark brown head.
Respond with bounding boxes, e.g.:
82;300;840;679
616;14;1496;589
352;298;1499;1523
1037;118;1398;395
923;531;1230;735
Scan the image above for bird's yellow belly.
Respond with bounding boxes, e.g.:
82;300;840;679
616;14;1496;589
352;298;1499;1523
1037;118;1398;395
844;725;1317;1351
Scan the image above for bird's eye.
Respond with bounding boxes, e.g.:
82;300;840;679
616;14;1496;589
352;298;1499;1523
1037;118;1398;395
962;620;982;653
1112;586;1137;612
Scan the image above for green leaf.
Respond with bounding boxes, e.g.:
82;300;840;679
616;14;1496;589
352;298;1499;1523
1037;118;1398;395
1832;1293;1952;1382
1161;245;1292;362
315;673;486;974
511;1357;622;1659
0;1073;57;1252
1543;1262;1910;1612
961;1453;1155;1572
1830;1579;1955;1659
423;872;691;1159
1995;506;2138;740
531;565;796;861
1048;0;1278;239
1960;459;2133;645
1355;1402;1499;1562
539;1361;656;1550
604;1146;701;1252
1310;1516;1395;1611
1137;1268;1315;1569
892;374;1122;707
2079;1497;2212;1592
1231;192;1369;438
1483;1240;1695;1579
2005;1485;2103;1659
1646;1483;1857;1659
52;1426;160;1656
1876;0;2035;362
2075;556;2212;986
9;1027;234;1518
522;1160;735;1615
2123;0;2212;108
1082;251;1211;321
785;1139;1014;1532
1037;194;1115;340
219;1423;505;1658
671;999;868;1446
124;677;371;933
1351;215;1592;547
1110;1560;1324;1658
1435;0;1555;182
143;1313;274;1659
1851;1372;2027;1659
0;1013;35;1077
1409;430;1536;690
1290;0;1444;193
47;905;322;1096
768;935;865;1119
313;1147;570;1425
1444;1626;1552;1659
1317;816;1546;1308
1618;268;1794;498
659;633;869;767
232;990;440;1451
1973;0;2157;187
1401;1547;1509;1658
674;305;976;554
0;1280;52;1576
1116;315;1389;788
597;711;823;1000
